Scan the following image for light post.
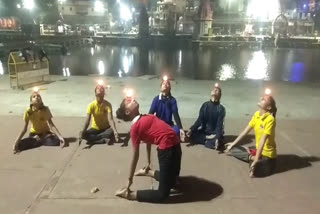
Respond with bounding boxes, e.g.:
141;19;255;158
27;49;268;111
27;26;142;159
95;0;105;12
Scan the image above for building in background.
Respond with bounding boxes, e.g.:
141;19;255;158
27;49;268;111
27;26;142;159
57;0;108;25
151;0;177;35
193;0;212;38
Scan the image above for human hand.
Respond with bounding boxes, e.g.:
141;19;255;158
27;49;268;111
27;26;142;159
224;142;234;153
179;129;185;142
114;132;119;142
59;137;65;148
186;129;192;138
79;131;84;140
249;160;258;178
13;143;20;154
126;178;133;190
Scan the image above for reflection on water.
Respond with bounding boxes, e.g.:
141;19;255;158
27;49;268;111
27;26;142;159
245;51;269;80
218;64;236;81
98;60;105;75
0;60;3;75
2;45;319;83
91;47;95;56
289;62;304;83
63;67;70;77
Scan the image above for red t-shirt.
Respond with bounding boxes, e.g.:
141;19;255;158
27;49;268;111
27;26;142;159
130;114;180;150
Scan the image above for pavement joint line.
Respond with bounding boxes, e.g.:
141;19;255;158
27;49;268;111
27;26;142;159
39;197;121;200
23;144;82;214
279;131;312;157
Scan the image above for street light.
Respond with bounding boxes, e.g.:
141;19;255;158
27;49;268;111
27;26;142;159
16;4;21;9
58;0;66;4
95;0;104;12
120;3;132;21
22;0;35;10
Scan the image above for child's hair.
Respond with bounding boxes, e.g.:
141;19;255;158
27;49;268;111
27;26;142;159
267;95;277;118
116;99;131;121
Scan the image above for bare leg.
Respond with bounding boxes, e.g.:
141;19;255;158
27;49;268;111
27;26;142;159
134;167;155;178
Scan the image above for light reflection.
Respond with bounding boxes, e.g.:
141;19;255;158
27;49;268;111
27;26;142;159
177;50;182;72
98;60;105;75
118;70;123;78
217;64;235;81
91;47;95;56
0;60;4;75
246;0;280;21
63;67;71;77
245;51;268;80
290;62;304;83
122;55;129;73
121;51;133;75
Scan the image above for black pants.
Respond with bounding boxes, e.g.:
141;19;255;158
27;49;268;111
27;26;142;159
230;146;276;177
18;133;60;151
190;129;224;150
137;144;182;203
82;128;114;144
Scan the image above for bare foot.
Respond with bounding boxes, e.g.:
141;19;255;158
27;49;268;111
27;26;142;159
134;167;150;176
115;188;134;200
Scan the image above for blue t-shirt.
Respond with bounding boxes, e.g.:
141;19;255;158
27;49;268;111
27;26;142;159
149;94;178;127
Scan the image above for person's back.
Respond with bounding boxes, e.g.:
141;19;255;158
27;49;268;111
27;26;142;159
130;114;179;149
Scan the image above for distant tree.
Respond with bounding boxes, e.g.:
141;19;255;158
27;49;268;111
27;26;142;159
35;0;59;24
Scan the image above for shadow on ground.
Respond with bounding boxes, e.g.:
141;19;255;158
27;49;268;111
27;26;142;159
275;154;320;174
16;136;77;153
166;176;223;204
224;135;255;145
64;137;78;145
81;133;130;149
185;135;255;148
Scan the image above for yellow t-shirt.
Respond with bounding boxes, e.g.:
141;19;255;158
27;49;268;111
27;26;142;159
24;106;52;134
87;100;112;130
249;111;277;159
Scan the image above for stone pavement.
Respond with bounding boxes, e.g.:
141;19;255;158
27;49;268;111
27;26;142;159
0;75;320;213
1;116;319;214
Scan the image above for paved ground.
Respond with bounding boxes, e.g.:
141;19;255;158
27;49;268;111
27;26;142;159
0;75;320;214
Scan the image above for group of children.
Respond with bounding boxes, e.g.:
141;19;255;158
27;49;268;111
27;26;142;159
13;76;278;203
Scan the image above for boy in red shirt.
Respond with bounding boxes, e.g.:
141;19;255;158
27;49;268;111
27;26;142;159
115;97;182;203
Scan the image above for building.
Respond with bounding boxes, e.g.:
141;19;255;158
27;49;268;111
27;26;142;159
193;0;213;39
172;0;187;15
152;0;177;35
177;3;196;34
57;0;108;25
218;0;245;15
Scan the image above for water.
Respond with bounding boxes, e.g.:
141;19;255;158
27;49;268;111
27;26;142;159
1;45;320;83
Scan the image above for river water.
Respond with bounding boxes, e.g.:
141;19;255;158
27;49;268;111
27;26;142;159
1;45;320;84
